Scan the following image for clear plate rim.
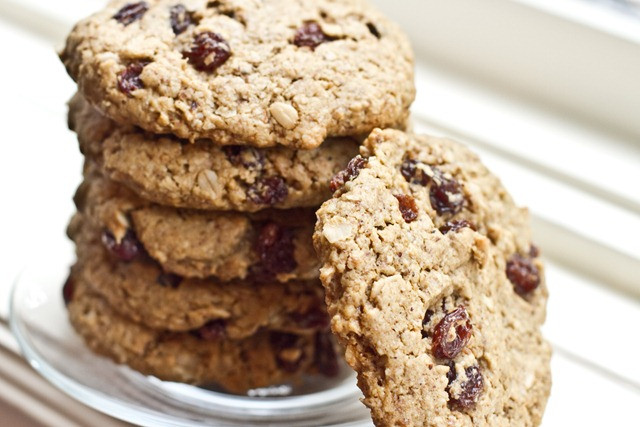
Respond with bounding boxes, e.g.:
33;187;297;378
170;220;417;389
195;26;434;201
10;271;177;427
9;261;373;427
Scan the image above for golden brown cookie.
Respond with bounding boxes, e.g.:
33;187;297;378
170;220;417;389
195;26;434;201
61;0;415;148
69;93;360;212
68;214;329;337
314;129;551;426
66;277;340;392
74;171;319;282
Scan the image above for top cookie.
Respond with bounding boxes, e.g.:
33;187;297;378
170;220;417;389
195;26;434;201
61;0;415;148
314;130;551;426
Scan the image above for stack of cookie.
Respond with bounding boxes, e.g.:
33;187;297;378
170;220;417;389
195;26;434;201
59;0;415;392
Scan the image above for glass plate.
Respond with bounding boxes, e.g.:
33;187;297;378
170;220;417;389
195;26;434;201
10;250;373;426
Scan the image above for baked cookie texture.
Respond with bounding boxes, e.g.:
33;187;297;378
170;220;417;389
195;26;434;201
61;0;415;148
314;129;551;426
68;212;328;335
75;170;319;282
66;275;339;392
69;94;360;212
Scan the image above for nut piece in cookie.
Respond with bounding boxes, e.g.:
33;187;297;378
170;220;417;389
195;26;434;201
314;129;551;426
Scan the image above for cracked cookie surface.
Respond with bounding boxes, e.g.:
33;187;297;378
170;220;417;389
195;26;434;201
66;274;338;391
69;94;361;212
75;170;319;282
68;212;328;335
314;129;551;426
61;0;415;148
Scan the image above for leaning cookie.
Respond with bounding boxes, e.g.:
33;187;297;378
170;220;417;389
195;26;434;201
65;278;340;392
314;129;551;426
74;171;319;282
68;214;328;336
69;94;360;212
61;0;415;148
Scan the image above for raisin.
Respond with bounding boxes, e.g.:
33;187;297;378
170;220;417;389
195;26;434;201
101;229;142;262
421;309;435;338
395;194;419;223
315;332;339;377
248;176;288;205
506;254;540;295
429;169;464;215
290;304;330;329
62;275;74;306
270;332;304;372
117;61;148;96
293;21;333;50
113;2;148;25
446;360;457;385
254;222;297;276
400;158;429;186
223;146;265;169
448;365;484;409
439;219;474;235
401;160;464;215
157;273;182;288
192;319;226;341
183;31;231;72
529;244;540;258
432;306;472;359
330;155;367;192
367;22;381;38
170;4;195;35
